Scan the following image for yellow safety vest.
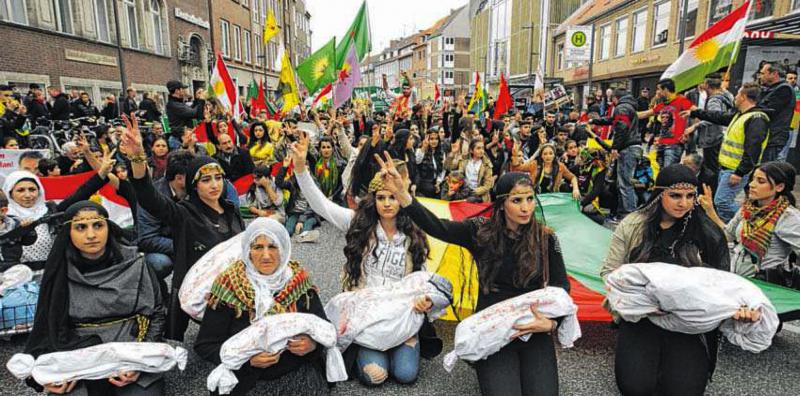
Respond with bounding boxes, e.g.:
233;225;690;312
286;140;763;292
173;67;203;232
718;110;770;171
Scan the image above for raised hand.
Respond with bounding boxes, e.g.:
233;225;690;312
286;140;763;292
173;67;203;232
698;184;715;215
288;130;310;173
374;152;411;206
97;148;117;179
120;113;144;157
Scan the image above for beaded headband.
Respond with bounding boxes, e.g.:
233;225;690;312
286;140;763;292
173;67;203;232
193;163;225;182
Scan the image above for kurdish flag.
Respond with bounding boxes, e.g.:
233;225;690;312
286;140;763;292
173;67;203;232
209;53;239;115
467;72;487;115
420;194;800;322
297;37;337;95
661;1;750;93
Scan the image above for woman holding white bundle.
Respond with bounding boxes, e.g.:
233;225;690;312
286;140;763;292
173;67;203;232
23;201;166;395
194;218;330;396
376;155;570;396
288;133;435;387
602;164;760;396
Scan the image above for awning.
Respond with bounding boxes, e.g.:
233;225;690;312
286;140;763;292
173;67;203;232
747;13;800;34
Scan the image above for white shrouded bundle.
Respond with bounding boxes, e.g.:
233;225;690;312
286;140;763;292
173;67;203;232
179;233;244;320
605;262;779;352
6;342;187;385
324;271;453;352
206;312;347;394
442;286;580;372
0;264;34;295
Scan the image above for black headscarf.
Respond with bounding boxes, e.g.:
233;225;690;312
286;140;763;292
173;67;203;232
25;201;127;358
185;156;226;204
643;164;700;207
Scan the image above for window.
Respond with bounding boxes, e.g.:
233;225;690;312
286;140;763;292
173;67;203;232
54;0;73;34
94;0;110;42
598;23;611;60
794;0;800;11
708;0;732;26
244;30;252;63
124;0;139;48
149;0;165;55
631;9;646;53
678;0;698;39
652;1;670;46
614;17;627;58
254;33;262;66
750;0;774;20
556;43;564;70
489;0;511;77
233;25;242;61
220;19;230;57
0;0;28;25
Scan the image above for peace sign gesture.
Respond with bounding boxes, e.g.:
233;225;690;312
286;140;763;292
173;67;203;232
374;151;412;207
97;148;117;180
288;130;310;173
510;303;556;339
120;113;145;157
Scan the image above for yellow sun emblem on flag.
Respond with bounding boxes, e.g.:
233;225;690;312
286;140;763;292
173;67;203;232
213;80;226;97
312;58;330;80
693;39;719;63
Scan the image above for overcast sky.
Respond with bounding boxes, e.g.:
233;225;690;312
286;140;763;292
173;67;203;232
307;0;468;54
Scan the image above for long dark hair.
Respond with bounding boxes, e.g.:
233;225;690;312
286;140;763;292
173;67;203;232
750;162;797;206
342;193;429;290
248;121;268;148
535;144;558;191
474;177;551;293
631;193;725;267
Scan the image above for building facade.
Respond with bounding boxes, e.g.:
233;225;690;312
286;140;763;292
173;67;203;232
0;0;208;104
427;5;471;100
549;0;800;105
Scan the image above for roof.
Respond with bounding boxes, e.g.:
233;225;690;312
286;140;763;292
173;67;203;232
554;0;629;36
431;5;467;37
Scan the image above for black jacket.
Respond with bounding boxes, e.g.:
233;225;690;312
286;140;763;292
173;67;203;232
120;96;139;116
100;101;119;120
593;95;640;151
0;108;27;141
691;105;770;177
48;93;72;120
214;147;256;181
758;80;795;148
166;96;205;136
139;97;161;122
72;100;99;118
23;94;49;123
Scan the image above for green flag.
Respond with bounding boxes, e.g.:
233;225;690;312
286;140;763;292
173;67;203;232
297;37;337;94
335;1;371;68
245;80;258;103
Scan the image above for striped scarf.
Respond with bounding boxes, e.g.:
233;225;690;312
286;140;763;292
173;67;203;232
740;195;790;262
207;260;316;320
315;156;339;198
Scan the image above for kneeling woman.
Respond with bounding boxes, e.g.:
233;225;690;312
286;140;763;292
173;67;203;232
379;157;570;396
194;218;329;396
289;135;434;386
24;201;166;395
601;164;756;396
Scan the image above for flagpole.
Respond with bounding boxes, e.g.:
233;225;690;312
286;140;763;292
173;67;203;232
725;0;753;82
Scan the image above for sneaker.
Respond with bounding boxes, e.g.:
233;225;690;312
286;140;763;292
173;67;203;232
297;229;320;243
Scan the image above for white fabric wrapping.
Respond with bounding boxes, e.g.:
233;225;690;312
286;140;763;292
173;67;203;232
179;233;244;320
442;286;580;372
605;262;779;352
206;312;347;394
0;264;34;295
5;342;187;385
324;271;453;352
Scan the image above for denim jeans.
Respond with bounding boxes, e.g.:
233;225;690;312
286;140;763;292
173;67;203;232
168;135;182;151
656;144;683;169
144;253;173;280
761;145;781;163
617;145;642;214
714;169;749;223
285;215;318;236
356;341;421;385
223;180;240;209
778;131;796;162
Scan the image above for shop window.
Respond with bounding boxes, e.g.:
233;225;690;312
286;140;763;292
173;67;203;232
707;0;732;26
652;1;670;46
614;17;627;58
0;0;28;25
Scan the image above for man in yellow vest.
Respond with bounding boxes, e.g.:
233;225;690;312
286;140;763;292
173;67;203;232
683;82;770;222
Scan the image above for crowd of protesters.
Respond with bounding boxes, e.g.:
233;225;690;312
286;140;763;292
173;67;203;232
0;59;798;395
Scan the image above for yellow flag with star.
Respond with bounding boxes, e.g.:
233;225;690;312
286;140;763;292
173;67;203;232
263;9;279;43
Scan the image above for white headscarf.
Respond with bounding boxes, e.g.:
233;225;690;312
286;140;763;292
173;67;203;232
2;171;48;221
242;218;294;319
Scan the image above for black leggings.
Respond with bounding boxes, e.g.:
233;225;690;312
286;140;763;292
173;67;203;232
474;333;558;396
615;319;710;396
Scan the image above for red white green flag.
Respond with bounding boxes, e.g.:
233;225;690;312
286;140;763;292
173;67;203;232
661;1;750;93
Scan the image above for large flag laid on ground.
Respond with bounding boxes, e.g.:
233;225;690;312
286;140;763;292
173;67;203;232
277;49;300;113
263;9;279;43
467;72;487;115
493;73;512;119
297;37;337;94
334;44;362;109
335;0;371;68
661;1;750;93
210;53;238;115
419;194;800;322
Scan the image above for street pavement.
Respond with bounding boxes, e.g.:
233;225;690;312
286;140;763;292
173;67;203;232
1;221;798;395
